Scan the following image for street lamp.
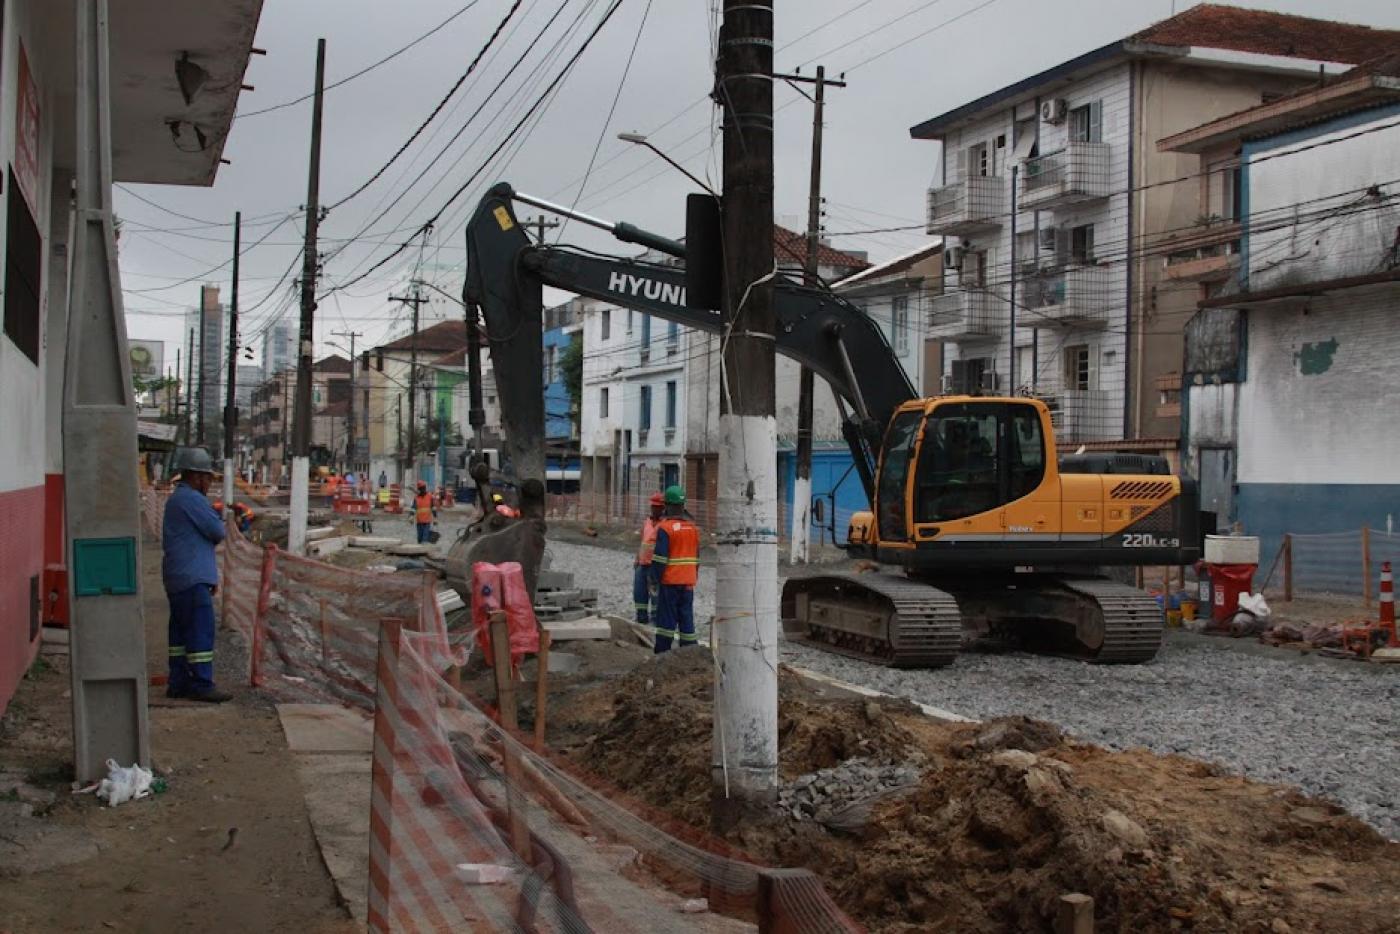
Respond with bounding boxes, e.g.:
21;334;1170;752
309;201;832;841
617;132;718;196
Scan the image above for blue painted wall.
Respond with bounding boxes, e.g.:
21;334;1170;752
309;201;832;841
778;444;870;544
1236;483;1400;593
543;327;577;441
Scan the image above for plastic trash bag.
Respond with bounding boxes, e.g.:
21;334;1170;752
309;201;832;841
472;561;540;669
96;759;154;806
1237;592;1271;620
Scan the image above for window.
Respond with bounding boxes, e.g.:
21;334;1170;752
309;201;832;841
877;411;922;541
967;142;989;178
1013;117;1038;161
545;346;557;384
664;380;677;428
1068;101;1102;143
641;314;651;346
892;297;910;354
1070;224;1095;265
915;406;1000;522
1008;405;1046;500
600;386;609;418
4;169;41;364
1206;160;1242;222
601;309;611;341
1064;344;1092;391
639;385;652;430
667;320;679;350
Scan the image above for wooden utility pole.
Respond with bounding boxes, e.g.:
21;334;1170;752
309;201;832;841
222;211;242;505
291;38;326;458
332;329;363;469
776;64;845;564
712;0;778;829
389;286;429;482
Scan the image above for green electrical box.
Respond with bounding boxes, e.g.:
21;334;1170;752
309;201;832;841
72;537;138;597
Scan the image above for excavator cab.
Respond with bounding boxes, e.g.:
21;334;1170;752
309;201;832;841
869;397;1049;550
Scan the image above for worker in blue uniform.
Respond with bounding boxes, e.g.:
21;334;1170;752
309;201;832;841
648;486;700;653
163;448;231;703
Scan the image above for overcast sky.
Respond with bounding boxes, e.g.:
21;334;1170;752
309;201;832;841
117;0;1400;366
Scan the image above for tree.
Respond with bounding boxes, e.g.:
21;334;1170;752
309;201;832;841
559;333;583;435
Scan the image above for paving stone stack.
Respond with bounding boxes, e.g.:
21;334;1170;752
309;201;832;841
534;568;599;622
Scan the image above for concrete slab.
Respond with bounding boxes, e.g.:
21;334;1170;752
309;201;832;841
348;536;398;549
292;753;371;923
305;526;338;542
536;570;576;590
307;536;349;558
542;616;612;641
277;704;373;753
389;544;433;556
437;589;465;613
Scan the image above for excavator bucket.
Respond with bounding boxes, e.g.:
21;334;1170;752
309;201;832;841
444;477;548;611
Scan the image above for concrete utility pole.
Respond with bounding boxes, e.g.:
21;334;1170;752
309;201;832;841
776;64;845;564
712;0;778;828
65;0;149;781
389;285;429;484
289;38;326;555
332;329;362;471
222;210;241;508
196;291;206;446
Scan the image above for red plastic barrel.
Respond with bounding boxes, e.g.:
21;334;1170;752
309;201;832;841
1208;563;1257;623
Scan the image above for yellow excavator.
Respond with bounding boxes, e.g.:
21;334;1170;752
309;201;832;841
456;183;1208;666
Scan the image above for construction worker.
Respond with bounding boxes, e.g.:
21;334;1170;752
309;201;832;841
413;480;436;544
649;486;699;653
633;492;664;630
491;492;520;518
162;448;230;703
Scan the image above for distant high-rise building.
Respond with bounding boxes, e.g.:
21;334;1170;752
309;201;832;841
183;284;225;451
262;317;295;380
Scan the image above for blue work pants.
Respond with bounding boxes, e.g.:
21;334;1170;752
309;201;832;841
168;584;217;696
632;564;653;626
653;585;696;653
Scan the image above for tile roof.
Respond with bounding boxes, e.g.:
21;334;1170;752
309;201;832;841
773;225;871;274
313;354;352;374
1132;4;1400;64
376;319;470;353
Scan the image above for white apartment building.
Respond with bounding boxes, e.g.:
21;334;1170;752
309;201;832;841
912;3;1398;451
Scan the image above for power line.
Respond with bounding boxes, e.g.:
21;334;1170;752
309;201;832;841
235;1;487;120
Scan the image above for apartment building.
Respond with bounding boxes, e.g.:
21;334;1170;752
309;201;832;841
913;3;1400;452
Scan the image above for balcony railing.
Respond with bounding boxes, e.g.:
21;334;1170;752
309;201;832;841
926;287;997;339
1046;389;1117;444
1026;264;1112;327
926;175;1006;235
1020;142;1112;210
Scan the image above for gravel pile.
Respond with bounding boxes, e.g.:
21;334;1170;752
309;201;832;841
540;537;1400;840
778;756;924;829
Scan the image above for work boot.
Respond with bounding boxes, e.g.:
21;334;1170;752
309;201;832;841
165;688;188;700
187;688;232;704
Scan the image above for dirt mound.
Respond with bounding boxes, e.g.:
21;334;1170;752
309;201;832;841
572;648;918;827
556;652;1399;933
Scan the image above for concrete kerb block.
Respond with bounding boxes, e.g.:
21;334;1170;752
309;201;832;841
307;536;349;558
541;617;612;641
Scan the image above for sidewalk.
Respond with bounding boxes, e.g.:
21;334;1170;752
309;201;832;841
0;533;353;933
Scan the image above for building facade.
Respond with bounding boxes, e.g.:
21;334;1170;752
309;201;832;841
913;3;1400;452
0;0;261;714
261;316;295;381
183;284;224;451
1170;60;1400;573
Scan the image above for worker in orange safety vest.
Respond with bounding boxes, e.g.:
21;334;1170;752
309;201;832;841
648;486;699;653
633;492;664;630
414;481;436;544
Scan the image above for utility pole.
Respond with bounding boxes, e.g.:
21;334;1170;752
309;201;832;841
173;348;182;435
196;291;206;446
290;38;326;556
389;285;429;483
523;215;560;244
713;0;778;828
776;64;845;564
222;211;241;508
332;330;362;471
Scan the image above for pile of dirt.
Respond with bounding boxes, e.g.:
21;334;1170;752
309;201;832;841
554;648;1400;933
564;647;918;827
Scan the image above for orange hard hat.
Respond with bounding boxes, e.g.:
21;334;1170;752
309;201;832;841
417;480;427;490
649;492;664;507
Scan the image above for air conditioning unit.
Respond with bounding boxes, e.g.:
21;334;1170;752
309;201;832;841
940;374;956;394
944;245;965;270
1041;98;1068;124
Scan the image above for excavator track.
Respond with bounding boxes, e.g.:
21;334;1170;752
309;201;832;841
783;573;962;668
1055;577;1165;664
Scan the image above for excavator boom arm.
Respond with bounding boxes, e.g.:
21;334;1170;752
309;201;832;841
463;182;915;497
